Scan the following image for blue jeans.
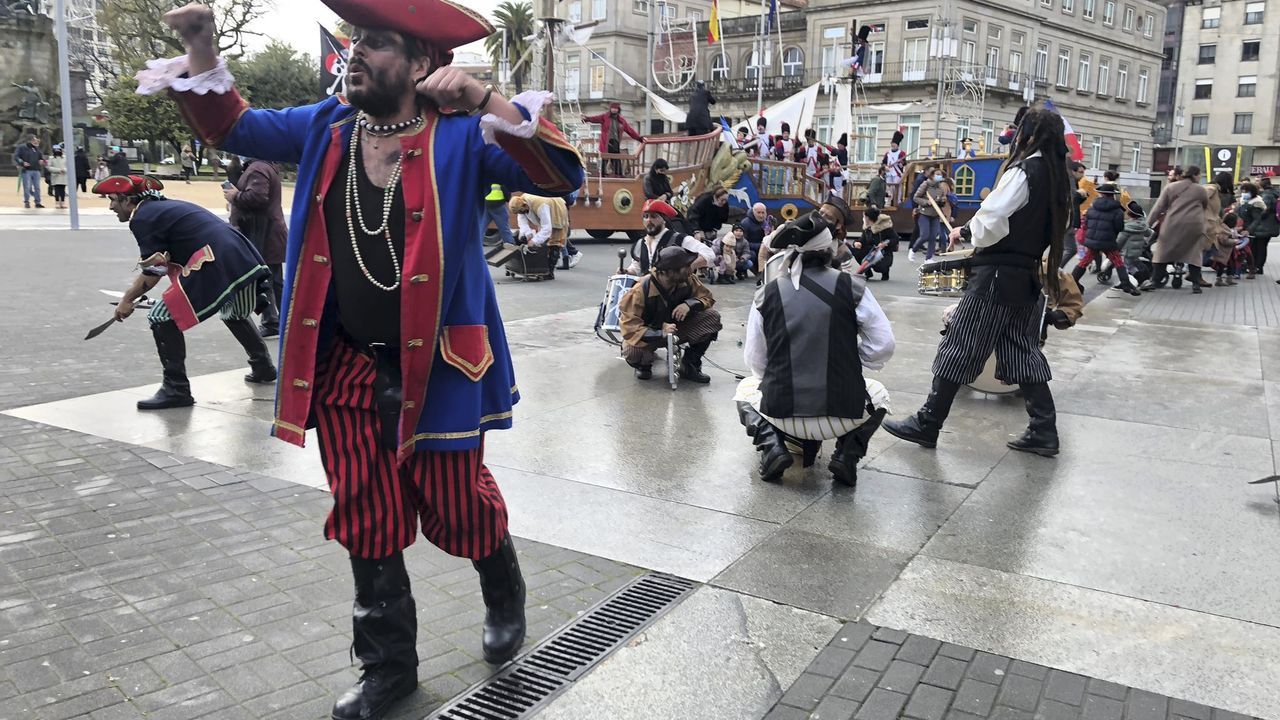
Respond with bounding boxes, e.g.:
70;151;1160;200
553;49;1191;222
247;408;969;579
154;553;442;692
484;204;514;245
913;214;943;259
20;170;42;205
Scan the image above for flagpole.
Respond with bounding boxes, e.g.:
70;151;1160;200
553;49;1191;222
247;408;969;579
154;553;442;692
755;0;765;116
717;5;726;71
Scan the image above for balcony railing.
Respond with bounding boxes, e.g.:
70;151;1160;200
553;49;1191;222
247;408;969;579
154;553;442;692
696;11;806;39
667;70;818;103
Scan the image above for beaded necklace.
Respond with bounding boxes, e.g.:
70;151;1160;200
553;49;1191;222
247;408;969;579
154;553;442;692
344;113;423;292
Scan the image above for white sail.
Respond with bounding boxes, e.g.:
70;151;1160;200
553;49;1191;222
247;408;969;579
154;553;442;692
571;39;688;124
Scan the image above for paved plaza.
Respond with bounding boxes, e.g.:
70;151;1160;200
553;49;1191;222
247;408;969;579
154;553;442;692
2;221;1278;719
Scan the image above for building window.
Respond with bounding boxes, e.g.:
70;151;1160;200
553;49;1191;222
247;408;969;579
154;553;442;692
906;18;930;30
867;41;885;78
982;120;995;155
1198;45;1216;64
988;25;1002;41
593;0;607;20
956;117;970;152
1083;0;1095;19
1137;69;1149;103
986;46;1000;83
1130;141;1141;173
567;0;581;22
854;116;878;164
1091;138;1102;169
899;114;922;155
963;18;978;33
1012;31;1025;45
687;8;701;22
1097;58;1110;95
1201;7;1220;28
745;50;761;80
1190;115;1208;135
1234;113;1253;134
1242;41;1261;61
633;0;647;14
711;53;730;81
1034;43;1049;82
1144;12;1155;37
1057;48;1071;87
590;65;605;98
1041;0;1052;7
1245;1;1264;24
903;38;928;81
1103;0;1115;25
658;1;674;20
1122;5;1134;30
1077;53;1091;91
782;47;803;76
962;40;978;70
565;58;580;100
1063;0;1075;11
1009;50;1023;82
1238;75;1257;97
953;165;976;195
1194;79;1212;100
1116;63;1128;98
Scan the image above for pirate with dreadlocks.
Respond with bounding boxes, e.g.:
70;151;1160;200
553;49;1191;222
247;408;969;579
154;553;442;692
883;107;1071;457
97;174;277;410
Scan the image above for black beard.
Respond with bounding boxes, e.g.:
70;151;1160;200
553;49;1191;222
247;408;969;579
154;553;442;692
347;68;406;119
645;224;664;237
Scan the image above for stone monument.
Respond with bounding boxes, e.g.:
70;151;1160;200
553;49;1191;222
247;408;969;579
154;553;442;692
0;8;61;157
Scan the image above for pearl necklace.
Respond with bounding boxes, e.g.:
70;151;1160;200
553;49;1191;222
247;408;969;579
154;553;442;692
358;115;423;136
345;121;406;292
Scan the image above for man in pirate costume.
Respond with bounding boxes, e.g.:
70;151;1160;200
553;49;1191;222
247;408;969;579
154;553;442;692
736;213;895;486
141;3;584;718
882;127;907;206
883;107;1071;458
99;174;277;410
619;246;722;382
626;198;714;275
840;25;873;79
508;191;569;277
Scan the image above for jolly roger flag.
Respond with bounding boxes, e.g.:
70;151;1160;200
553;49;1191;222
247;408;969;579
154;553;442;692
320;24;350;97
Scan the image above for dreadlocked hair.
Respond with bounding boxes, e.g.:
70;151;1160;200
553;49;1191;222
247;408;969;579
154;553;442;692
997;107;1070;298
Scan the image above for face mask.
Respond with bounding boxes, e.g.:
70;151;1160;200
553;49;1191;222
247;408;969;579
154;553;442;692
1242;193;1252;201
933;174;943;182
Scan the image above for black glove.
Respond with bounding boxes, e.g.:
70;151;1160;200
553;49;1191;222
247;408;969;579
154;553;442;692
1047;308;1071;330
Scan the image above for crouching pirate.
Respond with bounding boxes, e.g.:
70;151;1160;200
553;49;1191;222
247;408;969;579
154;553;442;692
735;213;896;486
619;246;722;382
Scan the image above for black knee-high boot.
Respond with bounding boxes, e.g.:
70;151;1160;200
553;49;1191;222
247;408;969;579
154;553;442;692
137;321;195;410
1188;265;1205;293
830;407;887;487
1113;263;1140;295
332;553;418;720
678;338;713;383
882;376;960;448
1070;264;1087;286
1007;383;1059;457
737;401;792;482
473;534;526;664
223;317;278;383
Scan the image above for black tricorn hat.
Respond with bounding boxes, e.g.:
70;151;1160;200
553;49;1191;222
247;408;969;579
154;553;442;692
767;212;832;250
821;195;855;228
653;246;699;272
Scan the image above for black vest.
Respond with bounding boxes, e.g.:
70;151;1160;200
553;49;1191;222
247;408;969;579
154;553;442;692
970;156;1056;306
632;229;684;275
758;266;866;419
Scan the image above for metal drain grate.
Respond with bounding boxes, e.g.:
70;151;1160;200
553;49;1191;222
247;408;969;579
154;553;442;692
429;572;696;720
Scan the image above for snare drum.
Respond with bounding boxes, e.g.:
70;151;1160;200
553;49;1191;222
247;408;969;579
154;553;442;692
917;249;974;296
594;274;639;345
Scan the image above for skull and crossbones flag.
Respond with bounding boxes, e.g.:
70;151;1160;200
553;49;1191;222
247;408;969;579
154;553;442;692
320;24;351;97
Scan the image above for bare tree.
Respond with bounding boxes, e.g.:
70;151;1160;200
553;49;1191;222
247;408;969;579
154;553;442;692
98;0;268;72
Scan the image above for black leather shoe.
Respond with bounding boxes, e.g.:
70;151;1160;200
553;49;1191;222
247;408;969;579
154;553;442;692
330;668;417;720
138;321;194;410
634;365;652;380
759;444;792;482
258;323;280;338
136;387;195;410
1007;430;1059;457
474;535;526;664
882;415;939;448
677;362;711;383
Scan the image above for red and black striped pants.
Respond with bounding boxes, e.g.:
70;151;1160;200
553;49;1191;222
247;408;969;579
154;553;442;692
314;339;509;561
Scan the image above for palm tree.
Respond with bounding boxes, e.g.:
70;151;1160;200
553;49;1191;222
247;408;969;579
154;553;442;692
485;1;536;93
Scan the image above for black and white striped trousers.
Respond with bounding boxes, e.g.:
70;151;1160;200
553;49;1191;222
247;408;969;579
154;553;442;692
933;292;1051;385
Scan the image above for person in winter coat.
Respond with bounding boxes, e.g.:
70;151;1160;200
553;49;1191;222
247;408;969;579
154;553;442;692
1210;212;1243;286
180;145;198;183
1247;177;1280;280
1101;170;1132;207
687;187;730;241
583;102;645;177
1236;182;1267;278
226;157;288;336
909;169;950;262
1212;172;1235;215
686;81;716;136
1116;201;1153;283
93;156;109;182
1063;162;1088;267
46;146;68;209
739;203;773;271
1073;184;1139;294
74;147;90;193
853;206;898;281
107;148;131;175
1147;165;1211;293
643;158;673;201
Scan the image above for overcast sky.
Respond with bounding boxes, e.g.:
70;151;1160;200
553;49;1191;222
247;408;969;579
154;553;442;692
247;0;499;59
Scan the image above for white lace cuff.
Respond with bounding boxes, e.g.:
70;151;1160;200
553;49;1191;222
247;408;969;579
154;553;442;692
479;90;553;145
135;56;235;96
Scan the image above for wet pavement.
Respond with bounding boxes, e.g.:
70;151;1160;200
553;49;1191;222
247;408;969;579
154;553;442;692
2;227;1279;719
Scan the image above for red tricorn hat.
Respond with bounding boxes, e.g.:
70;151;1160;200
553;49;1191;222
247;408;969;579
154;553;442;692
641;199;677;218
321;0;494;53
92;175;164;196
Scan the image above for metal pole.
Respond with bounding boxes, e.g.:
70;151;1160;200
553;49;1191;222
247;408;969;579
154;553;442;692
645;4;654;132
1171;87;1184;168
932;1;949;159
55;0;79;230
755;0;765;115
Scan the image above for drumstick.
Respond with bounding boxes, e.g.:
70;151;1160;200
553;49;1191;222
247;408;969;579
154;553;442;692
925;193;955;235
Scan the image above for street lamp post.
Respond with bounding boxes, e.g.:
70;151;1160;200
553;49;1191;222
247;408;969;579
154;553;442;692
54;0;79;230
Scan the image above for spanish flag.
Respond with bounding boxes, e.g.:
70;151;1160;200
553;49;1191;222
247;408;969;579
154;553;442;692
708;0;720;43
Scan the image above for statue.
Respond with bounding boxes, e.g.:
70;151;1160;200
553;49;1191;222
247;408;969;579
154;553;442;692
0;0;37;17
11;79;49;126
